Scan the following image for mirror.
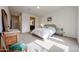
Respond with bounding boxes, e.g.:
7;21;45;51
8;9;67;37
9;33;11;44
1;9;9;32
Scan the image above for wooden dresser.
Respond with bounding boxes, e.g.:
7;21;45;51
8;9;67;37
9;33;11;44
0;29;20;51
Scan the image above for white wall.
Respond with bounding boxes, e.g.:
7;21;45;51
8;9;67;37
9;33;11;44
38;7;77;38
0;6;10;33
22;13;30;33
21;13;38;33
77;7;79;43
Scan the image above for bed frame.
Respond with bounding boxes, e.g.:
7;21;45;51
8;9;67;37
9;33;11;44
32;24;57;39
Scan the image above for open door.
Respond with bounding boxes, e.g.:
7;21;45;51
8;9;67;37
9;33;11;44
30;17;36;31
11;15;20;30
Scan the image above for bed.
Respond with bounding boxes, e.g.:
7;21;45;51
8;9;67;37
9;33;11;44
31;24;56;39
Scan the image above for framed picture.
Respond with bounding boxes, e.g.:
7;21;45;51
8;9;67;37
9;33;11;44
47;17;52;22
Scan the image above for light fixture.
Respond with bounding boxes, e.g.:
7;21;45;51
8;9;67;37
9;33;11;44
40;24;44;28
37;6;40;9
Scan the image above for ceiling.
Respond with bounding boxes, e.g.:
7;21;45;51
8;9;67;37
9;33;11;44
9;6;64;17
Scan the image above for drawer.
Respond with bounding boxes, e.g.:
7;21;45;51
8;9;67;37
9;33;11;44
6;39;12;45
6;35;17;45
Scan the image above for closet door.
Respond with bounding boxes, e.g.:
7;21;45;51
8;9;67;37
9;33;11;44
1;9;9;32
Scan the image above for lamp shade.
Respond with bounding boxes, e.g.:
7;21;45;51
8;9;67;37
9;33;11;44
40;24;44;27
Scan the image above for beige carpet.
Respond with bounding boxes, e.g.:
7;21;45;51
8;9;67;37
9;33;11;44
19;33;79;52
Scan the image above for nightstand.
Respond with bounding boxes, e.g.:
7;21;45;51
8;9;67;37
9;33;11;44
56;28;65;36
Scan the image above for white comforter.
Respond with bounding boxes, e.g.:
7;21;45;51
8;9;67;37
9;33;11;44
31;28;56;39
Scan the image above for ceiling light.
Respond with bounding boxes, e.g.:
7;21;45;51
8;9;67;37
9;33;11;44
37;6;40;9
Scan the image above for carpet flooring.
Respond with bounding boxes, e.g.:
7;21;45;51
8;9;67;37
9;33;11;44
19;33;79;52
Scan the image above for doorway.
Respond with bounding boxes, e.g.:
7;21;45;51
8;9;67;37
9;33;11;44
11;15;20;30
30;17;36;31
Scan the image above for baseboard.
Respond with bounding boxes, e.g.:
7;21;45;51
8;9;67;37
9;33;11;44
55;34;77;39
64;36;77;39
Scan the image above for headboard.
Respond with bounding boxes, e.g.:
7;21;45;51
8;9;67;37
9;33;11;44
44;24;56;28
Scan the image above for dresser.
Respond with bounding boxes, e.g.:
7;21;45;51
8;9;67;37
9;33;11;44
0;29;20;51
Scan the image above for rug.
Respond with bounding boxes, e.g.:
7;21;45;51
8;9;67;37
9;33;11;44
34;40;54;50
27;42;47;52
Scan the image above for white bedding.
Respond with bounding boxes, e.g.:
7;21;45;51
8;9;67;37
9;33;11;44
31;27;56;39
